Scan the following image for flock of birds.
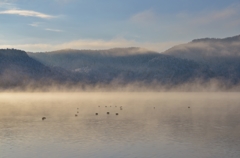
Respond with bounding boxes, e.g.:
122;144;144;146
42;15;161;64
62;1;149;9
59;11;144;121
42;105;124;121
75;105;123;117
42;106;191;121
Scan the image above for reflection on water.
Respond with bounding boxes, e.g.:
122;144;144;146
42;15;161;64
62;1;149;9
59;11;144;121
0;92;240;158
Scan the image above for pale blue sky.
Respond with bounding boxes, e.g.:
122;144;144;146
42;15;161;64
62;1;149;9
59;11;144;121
0;0;240;52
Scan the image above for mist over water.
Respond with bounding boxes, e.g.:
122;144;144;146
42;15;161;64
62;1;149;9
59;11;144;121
1;92;240;158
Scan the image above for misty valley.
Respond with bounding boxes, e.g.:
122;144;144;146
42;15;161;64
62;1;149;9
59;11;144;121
1;35;240;158
1;0;240;157
0;35;240;90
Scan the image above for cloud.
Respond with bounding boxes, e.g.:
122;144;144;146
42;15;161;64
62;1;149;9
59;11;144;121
29;23;63;33
29;22;42;27
128;4;240;40
0;38;182;52
130;10;158;24
171;4;240;34
0;1;15;9
0;9;55;19
45;28;63;32
190;5;240;26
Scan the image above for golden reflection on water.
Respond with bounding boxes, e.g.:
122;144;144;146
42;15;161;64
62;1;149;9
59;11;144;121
0;92;240;158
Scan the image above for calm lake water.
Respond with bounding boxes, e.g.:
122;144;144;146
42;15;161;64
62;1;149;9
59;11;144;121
0;92;240;158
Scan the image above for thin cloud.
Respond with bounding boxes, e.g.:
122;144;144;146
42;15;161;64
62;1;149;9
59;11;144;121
128;3;240;39
130;10;158;24
0;9;55;19
171;4;240;38
190;5;240;26
0;2;15;9
45;28;63;32
179;5;239;40
29;22;42;27
0;38;182;52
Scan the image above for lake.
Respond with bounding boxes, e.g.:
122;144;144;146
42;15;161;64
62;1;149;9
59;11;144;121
0;92;240;158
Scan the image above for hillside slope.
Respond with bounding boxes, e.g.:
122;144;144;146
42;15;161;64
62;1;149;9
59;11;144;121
163;35;240;83
29;47;213;84
0;49;74;87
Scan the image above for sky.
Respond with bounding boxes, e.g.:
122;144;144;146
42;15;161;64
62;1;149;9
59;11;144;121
0;0;240;52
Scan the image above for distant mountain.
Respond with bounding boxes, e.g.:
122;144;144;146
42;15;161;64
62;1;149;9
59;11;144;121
0;49;75;88
28;48;159;71
163;35;240;83
2;38;239;89
164;35;240;60
28;47;213;84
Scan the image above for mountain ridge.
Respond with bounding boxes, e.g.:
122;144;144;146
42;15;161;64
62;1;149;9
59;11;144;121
191;35;240;43
163;34;240;84
1;34;240;89
0;49;78;88
28;47;214;85
164;34;240;59
43;47;157;56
